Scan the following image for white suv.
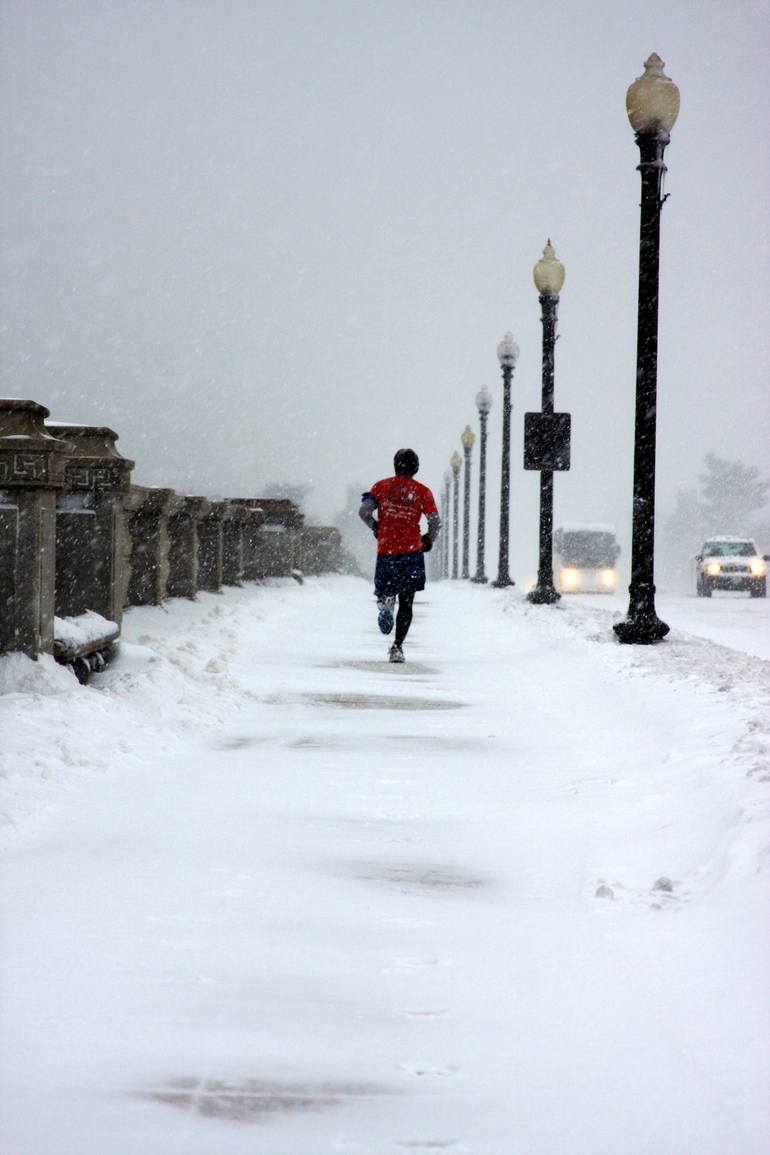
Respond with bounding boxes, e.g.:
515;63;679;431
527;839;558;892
695;536;767;598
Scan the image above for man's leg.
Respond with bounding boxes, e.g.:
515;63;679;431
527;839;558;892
377;595;395;634
374;555;396;634
394;591;414;647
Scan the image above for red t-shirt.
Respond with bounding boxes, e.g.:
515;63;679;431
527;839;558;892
367;475;438;555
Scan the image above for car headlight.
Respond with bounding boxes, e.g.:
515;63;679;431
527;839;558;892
599;568;616;587
561;567;580;589
706;562;721;575
750;559;767;576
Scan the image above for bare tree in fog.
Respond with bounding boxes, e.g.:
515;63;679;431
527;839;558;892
698;453;770;535
660;454;770;590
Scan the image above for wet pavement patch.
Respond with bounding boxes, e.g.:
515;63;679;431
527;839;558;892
210;734;265;750
265;692;463;711
397;1144;460;1151
287;735;342;748
385;734;478;750
136;1077;389;1122
357;863;486;891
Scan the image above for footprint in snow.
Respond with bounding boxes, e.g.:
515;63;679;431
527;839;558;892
404;1008;449;1019
399;1062;459;1078
397;1142;469;1152
383;956;451;975
593;876;682;909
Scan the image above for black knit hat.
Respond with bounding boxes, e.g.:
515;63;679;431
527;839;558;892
394;448;419;477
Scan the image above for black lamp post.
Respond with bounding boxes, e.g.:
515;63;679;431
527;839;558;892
472;386;492;583
527;240;565;605
493;331;519;588
450;451;461;579
614;53;679;644
460;425;475;579
441;469;451;580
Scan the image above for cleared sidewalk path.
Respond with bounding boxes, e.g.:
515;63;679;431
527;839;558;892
1;575;769;1155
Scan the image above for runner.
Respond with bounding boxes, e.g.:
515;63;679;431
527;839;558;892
359;448;441;663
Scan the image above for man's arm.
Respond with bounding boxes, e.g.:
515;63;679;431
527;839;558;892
359;492;379;537
421;511;441;551
425;511;441;541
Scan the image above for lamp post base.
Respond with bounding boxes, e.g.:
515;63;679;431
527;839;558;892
492;576;515;589
614;615;669;644
613;584;669;644
527;585;561;605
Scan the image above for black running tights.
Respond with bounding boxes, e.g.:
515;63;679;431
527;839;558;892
395;591;414;646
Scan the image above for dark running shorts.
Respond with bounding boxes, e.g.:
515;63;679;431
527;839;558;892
374;551;426;597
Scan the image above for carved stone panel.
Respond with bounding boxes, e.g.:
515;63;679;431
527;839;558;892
64;463;128;492
0;399;72;489
0;453;49;484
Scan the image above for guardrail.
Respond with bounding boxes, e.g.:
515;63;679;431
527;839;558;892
0;397;343;675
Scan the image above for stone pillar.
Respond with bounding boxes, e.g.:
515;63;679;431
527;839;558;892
0;399;72;657
47;423;134;627
196;500;227;593
166;496;210;599
123;486;175;606
221;503;246;586
228;500;266;582
252;499;304;578
300;527;343;574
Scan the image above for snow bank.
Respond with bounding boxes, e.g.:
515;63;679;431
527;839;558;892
0;580;304;845
0;652;78;697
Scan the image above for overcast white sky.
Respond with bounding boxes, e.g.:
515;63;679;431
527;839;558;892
1;0;768;574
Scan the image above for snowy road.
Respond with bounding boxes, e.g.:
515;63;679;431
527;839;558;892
574;587;770;661
1;576;769;1155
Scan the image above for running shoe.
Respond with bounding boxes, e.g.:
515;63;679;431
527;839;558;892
388;643;405;663
377;597;395;635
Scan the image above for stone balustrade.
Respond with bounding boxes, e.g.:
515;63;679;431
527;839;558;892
222;503;247;587
0;400;72;658
300;527;344;575
228;500;266;582
167;496;210;600
250;498;305;578
124;485;176;607
48;421;134;622
0;396;346;670
196;500;227;593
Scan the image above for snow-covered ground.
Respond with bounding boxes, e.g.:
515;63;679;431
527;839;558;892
1;576;769;1155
